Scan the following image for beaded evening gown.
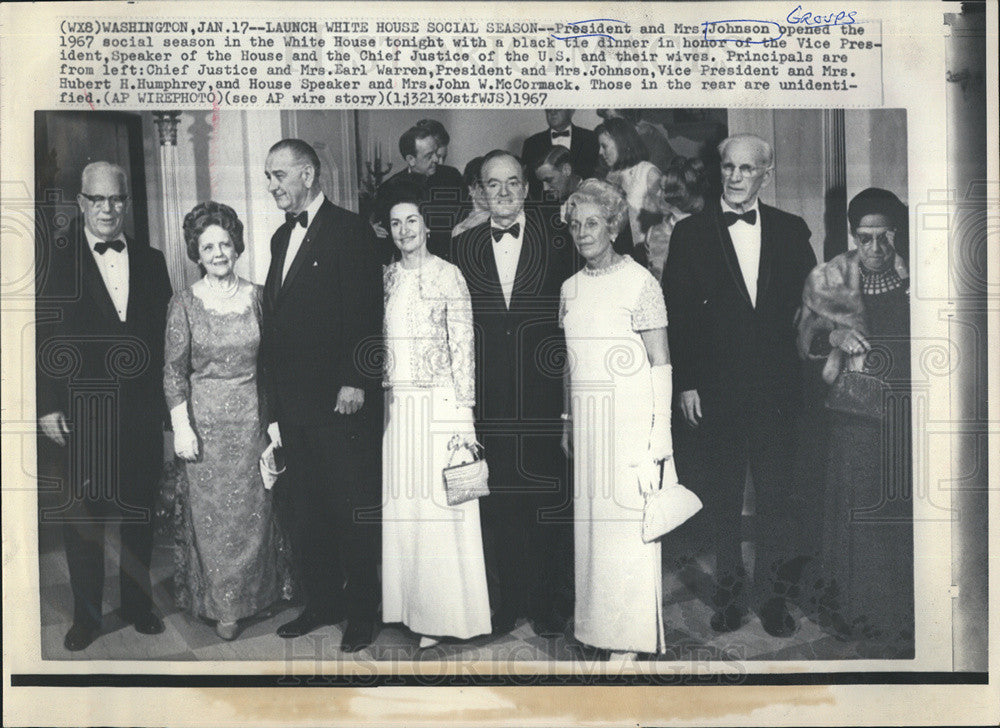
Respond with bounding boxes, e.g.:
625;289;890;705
164;280;294;623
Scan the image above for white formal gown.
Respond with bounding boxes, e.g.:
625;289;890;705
560;256;668;653
381;266;492;639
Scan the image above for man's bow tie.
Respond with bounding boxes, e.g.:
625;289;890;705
550;129;570;139
94;238;126;255
723;209;757;227
285;211;308;228
491;223;520;242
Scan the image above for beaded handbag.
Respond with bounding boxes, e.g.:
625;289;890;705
442;435;490;506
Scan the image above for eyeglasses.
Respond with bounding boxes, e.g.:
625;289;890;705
484;179;525;194
81;193;129;207
854;228;896;247
721;163;767;178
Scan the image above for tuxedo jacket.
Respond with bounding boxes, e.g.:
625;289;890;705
521;124;600;200
36;218;172;427
452;210;574;423
262;197;383;428
663;200;816;417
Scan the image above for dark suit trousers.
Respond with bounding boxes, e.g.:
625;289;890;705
60;408;162;628
479;430;572;624
281;414;380;622
698;392;802;608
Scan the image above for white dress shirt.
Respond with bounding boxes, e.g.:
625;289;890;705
282;191;326;284
491;211;526;309
721;197;762;307
84;227;129;322
550;126;572;149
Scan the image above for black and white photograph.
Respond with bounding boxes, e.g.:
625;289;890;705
34;106;917;662
2;1;995;726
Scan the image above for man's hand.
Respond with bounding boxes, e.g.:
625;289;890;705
39;412;69;446
371;221;389;239
679;389;702;428
561;419;573;459
335;386;365;415
267;422;282;447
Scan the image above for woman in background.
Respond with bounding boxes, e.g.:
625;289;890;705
644;157;707;282
164;201;293;641
796;187;913;656
381;189;492;648
595;117;661;266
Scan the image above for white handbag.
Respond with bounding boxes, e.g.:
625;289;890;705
641;459;703;543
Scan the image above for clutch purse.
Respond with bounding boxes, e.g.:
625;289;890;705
825;370;886;421
641;459;703;544
259;441;286;491
442;435;489;506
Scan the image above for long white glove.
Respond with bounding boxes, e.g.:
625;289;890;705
170;402;199;461
648;364;673;462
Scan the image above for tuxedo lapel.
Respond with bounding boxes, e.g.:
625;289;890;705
755;204;776;307
711;204;753;307
124;236;142;322
509;217;544;308
267;223;291;307
278;201;327;302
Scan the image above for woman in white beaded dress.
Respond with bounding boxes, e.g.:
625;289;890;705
380;187;492;648
560;179;677;656
164;201;293;641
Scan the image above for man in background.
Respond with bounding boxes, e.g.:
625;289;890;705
521;109;599;201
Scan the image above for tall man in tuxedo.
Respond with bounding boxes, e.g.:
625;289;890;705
452;150;574;636
37;161;173;651
663;135;817;638
521;109;599;202
261;139;384;652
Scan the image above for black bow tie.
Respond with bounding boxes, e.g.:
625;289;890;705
723;209;757;227
492;223;520;242
285;211;308;228
550;129;570;139
94;238;125;255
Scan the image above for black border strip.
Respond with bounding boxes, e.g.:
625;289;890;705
10;672;989;687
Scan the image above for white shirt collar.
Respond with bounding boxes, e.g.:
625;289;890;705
490;211;526;235
83;226;126;251
720;196;760;220
300;191;325;227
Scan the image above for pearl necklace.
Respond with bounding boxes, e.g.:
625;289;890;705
205;275;240;299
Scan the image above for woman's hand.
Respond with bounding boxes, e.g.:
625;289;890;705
174;423;199;461
648;413;671;462
829;327;870;357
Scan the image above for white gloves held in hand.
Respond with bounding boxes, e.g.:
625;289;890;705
170;402;199;461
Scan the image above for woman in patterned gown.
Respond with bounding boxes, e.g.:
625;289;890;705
560;179;677;656
380;188;492;648
164;201;293;641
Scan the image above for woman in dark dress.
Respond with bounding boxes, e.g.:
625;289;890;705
797;188;913;656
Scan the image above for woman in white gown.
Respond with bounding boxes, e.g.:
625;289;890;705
560;179;678;655
380;188;492;647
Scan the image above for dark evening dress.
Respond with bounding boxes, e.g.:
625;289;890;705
164;281;294;624
819;275;913;657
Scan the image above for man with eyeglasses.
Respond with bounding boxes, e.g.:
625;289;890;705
663;134;817;640
452;150;575;638
36;161;173;651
